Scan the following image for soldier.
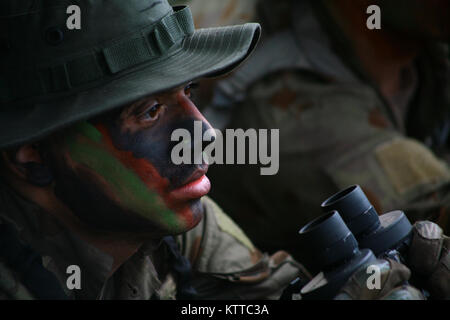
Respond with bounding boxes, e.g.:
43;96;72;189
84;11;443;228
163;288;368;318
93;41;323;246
206;0;450;298
0;0;435;301
0;0;308;300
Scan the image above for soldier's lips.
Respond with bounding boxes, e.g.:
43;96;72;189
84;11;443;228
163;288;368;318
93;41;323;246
168;174;211;202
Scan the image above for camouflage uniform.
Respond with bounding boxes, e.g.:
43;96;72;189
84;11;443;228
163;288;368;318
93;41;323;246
207;0;450;257
0;180;303;299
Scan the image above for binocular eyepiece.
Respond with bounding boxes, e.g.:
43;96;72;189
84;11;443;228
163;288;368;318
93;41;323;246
321;185;412;257
298;210;359;273
294;185;413;300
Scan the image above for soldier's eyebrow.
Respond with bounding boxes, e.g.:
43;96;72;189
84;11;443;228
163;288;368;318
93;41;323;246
125;96;158;117
120;82;193;117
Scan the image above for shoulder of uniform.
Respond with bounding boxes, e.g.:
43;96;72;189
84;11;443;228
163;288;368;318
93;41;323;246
179;196;261;275
202;196;255;252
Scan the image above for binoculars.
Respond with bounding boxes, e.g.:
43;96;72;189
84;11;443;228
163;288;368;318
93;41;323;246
286;185;413;300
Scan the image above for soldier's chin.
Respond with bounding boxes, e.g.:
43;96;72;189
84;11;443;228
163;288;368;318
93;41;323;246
144;201;203;237
166;198;204;236
186;197;204;229
76;201;204;239
134;198;204;239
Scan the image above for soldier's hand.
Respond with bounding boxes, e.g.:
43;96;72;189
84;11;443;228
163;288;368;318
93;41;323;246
334;259;425;300
407;221;450;299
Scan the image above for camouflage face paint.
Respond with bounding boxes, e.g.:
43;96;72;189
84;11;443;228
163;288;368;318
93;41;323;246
48;86;212;237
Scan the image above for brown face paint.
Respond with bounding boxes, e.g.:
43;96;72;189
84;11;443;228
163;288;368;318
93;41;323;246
51;122;186;235
48;85;212;237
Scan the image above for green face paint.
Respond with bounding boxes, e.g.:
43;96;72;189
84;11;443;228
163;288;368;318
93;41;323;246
48;82;212;236
53;121;200;235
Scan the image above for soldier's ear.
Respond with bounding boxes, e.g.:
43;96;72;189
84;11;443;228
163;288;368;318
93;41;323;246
2;144;54;187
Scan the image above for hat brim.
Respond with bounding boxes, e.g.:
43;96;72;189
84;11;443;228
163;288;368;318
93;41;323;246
1;23;260;148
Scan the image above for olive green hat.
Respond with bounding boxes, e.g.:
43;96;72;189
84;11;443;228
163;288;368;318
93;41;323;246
0;0;260;148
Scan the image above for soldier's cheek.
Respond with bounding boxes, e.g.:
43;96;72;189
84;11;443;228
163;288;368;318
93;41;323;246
62;136;200;234
78;121;203;231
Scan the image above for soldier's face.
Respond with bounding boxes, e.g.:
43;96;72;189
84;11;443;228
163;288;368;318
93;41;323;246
45;83;213;237
378;0;450;40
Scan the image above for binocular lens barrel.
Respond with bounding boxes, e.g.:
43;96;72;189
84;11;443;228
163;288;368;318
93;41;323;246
298;211;359;274
321;185;380;237
297;210;377;300
295;185;413;299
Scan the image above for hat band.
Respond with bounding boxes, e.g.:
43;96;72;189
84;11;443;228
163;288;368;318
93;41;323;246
103;5;195;74
3;6;195;104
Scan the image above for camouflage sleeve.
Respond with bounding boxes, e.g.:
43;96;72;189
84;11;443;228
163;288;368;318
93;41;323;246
335;221;450;300
334;258;425;300
407;221;450;299
177;196;308;299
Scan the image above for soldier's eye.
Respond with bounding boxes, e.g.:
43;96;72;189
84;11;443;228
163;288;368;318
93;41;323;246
184;82;199;98
139;103;165;122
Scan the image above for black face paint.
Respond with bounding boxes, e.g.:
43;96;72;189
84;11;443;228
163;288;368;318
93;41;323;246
44;86;212;236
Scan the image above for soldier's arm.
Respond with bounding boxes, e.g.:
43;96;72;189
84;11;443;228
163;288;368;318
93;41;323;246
407;221;450;299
